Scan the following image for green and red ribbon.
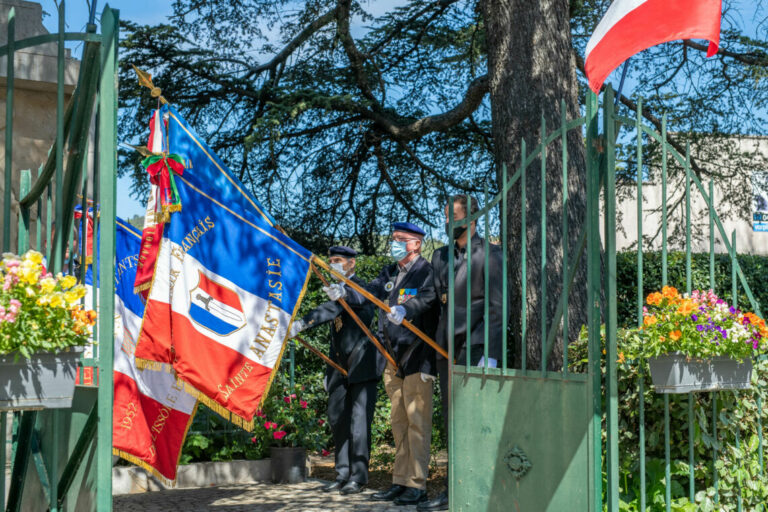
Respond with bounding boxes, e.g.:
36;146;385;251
141;153;185;214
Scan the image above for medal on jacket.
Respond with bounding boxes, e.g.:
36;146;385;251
441;293;447;304
384;281;394;292
334;317;343;332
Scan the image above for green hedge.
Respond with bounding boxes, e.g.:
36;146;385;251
617;251;768;327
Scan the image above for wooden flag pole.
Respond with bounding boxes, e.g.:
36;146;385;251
311;256;450;360
293;336;347;377
309;263;400;372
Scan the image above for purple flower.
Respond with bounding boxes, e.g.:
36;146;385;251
730;306;737;314
691;314;698;321
696;325;704;332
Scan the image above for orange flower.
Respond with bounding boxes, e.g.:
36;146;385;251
646;292;663;306
643;315;658;327
670;330;682;341
618;352;626;364
677;300;695;316
662;286;679;299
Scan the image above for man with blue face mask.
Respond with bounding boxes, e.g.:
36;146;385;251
289;246;378;495
324;222;438;507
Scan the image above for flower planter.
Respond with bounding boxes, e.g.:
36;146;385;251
0;347;82;410
648;353;752;394
270;446;307;483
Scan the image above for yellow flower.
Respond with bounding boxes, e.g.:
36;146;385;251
49;294;64;308
23;250;43;266
59;275;77;290
39;277;56;294
36;296;50;306
18;266;39;285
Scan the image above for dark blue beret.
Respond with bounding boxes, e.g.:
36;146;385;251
392;222;426;237
328;246;357;257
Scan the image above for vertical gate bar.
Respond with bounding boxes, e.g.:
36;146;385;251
709;180;715;291
3;8;15;253
639;371;646;511
54;0;66;272
661;115;668;286
586;92;602;512
664;394;671;512
713;394;719;503
17;171;30;253
447;195;456;499
36;168;42;252
466;196;472;372
0;413;5;510
6;411;35;512
636;99;643;327
91;109;100;339
732;231;737;308
561;100;569;373
289;342;295;388
540;116;547;376
521;141;527;373
46;183;52;263
736;429;743;511
758;395;765;475
483;184;490;373
501;164;508;374
688;392;694;501
80;169;88;283
635;99;647;511
96;7;119;510
685;143;692;294
49;409;59;512
603;87;619;511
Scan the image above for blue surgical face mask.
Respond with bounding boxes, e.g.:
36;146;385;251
330;262;346;280
390;241;409;261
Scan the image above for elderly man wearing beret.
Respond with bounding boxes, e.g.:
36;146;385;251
324;222;438;506
290;246;378;495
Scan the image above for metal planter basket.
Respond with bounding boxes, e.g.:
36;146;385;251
0;347;82;410
270;446;307;483
648;353;752;394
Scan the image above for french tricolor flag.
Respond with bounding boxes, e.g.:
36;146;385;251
134;106;311;429
585;0;721;93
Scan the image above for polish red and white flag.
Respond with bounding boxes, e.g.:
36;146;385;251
585;0;722;93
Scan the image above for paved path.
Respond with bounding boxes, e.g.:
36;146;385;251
113;480;420;511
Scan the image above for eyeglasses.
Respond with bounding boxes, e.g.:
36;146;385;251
392;236;419;243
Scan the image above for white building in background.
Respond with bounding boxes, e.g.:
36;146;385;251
613;135;768;256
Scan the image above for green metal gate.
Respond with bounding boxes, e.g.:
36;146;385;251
448;87;767;511
1;3;118;510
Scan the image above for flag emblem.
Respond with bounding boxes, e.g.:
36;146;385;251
189;271;247;337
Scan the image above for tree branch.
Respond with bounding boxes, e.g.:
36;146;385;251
683;39;768;67
336;0;378;103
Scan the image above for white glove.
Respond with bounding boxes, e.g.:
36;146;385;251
386;305;406;325
420;372;436;382
323;283;346;301
288;319;305;339
477;356;498;368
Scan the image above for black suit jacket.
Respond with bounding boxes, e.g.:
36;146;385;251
431;234;505;364
344;256;438;377
301;275;379;384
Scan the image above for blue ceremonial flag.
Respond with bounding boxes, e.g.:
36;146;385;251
135;106;312;428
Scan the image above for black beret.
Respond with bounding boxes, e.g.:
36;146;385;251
392;222;426;237
328;246;357;257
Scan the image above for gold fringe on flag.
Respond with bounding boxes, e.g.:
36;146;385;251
112;448;177;488
133;358;174;374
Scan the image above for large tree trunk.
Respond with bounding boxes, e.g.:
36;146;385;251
482;0;588;371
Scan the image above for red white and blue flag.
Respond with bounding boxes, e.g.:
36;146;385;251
585;0;721;93
134;106;311;429
111;219;198;483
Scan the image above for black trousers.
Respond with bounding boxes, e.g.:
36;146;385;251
327;378;378;484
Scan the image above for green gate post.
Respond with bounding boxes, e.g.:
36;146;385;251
585;91;602;512
3;7;15;253
96;6;119;511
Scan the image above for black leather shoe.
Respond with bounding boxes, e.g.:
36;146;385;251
322;480;345;493
339;481;364;495
394;487;428;506
417;490;449;510
370;484;406;501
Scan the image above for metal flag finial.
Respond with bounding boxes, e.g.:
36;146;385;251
132;64;168;104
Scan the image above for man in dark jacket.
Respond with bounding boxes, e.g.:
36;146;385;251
289;246;377;495
419;195;505;511
325;222;438;506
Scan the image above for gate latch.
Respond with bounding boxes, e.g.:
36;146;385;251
504;446;532;480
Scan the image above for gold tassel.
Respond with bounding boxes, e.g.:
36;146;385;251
113;449;177;487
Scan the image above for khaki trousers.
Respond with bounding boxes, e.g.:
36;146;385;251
382;364;433;490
